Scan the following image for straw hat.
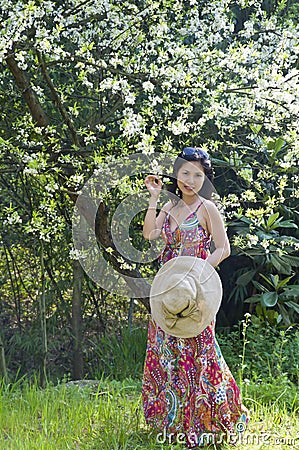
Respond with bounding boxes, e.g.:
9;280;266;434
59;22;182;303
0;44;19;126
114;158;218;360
150;256;222;338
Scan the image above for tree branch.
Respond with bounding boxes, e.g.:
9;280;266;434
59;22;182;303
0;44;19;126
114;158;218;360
95;97;123;125
5;54;49;127
69;191;151;311
36;50;80;147
5;53;150;311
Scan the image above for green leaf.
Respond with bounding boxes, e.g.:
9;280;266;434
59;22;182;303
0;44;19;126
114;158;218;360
284;301;299;315
259;273;275;288
270;254;292;275
277;276;293;289
256;304;266;316
277;304;292;326
256;231;276;240
252;280;268;293
267;137;285;155
244;295;261;303
273;136;285;154
272;220;297;229
261;292;278;307
266;212;279;228
249;124;262;134
211;158;231;166
246;248;269;256
270;274;279;287
280;255;299;267
266;309;279;320
282;285;299;296
236;269;257;286
240;217;253;226
276;235;299;245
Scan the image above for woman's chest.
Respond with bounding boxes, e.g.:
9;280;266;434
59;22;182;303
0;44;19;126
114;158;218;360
168;210;208;235
164;215;209;245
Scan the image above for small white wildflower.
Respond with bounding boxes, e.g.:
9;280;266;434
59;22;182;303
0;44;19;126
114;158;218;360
150;159;163;175
70;174;84;186
39;231;51;243
261;239;270;249
142;81;155;92
120;262;133;270
84;135;97;145
246;234;258;247
96;124;106;133
241;190;256;202
124;92;136;105
69;248;81;260
171;120;190;135
69;248;88;260
24;167;38;175
4;212;22;225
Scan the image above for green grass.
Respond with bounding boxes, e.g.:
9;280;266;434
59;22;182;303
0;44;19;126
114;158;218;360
0;377;298;450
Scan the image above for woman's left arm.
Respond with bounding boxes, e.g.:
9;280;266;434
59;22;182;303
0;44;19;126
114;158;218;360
204;201;231;267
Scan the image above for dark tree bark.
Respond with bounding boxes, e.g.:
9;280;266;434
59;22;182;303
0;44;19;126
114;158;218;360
6;54;49;127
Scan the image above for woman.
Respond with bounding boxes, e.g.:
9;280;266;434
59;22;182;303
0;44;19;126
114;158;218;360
142;147;249;448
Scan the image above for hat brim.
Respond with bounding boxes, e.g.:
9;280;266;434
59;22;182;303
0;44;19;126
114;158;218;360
150;256;222;338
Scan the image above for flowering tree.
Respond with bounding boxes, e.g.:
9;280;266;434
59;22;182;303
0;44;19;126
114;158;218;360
0;0;299;377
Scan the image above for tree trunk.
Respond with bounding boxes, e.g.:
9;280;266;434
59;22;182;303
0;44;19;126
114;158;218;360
71;259;84;380
39;241;48;387
0;335;8;382
128;298;135;332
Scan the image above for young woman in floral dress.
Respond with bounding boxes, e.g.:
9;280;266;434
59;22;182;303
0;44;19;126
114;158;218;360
142;148;249;448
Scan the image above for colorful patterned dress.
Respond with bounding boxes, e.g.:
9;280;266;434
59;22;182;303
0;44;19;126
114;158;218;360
142;202;249;448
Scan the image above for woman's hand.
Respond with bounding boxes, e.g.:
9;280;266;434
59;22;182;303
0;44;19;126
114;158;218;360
144;175;162;199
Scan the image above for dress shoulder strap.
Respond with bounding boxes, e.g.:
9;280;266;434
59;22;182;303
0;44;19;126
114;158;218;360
162;202;175;216
195;200;204;212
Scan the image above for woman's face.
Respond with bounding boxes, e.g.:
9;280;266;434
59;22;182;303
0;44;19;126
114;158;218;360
177;161;205;196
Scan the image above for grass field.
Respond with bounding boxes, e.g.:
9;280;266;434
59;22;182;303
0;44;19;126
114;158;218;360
0;376;298;450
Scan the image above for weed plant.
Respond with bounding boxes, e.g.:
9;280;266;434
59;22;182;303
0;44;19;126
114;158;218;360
217;318;299;387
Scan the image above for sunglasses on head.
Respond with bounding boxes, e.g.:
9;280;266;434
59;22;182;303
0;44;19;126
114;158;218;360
181;147;210;160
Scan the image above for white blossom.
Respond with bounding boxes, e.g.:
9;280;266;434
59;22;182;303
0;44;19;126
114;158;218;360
246;234;259;248
241;190;256;202
171;120;190;136
142;81;155;92
4;212;22;225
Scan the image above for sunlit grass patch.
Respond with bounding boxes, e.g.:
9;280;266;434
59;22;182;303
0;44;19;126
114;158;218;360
0;378;142;450
0;377;298;449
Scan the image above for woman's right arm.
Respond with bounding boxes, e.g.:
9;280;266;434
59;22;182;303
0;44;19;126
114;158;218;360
142;175;172;240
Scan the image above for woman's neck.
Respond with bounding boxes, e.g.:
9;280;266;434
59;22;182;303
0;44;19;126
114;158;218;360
180;194;200;206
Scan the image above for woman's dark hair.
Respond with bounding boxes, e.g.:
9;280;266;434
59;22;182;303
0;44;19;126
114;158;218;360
167;147;215;201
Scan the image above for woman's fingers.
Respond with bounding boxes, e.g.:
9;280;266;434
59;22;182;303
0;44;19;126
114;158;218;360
144;175;162;195
145;175;162;186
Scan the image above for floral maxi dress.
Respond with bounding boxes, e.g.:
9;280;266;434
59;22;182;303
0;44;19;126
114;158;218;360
142;203;249;448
